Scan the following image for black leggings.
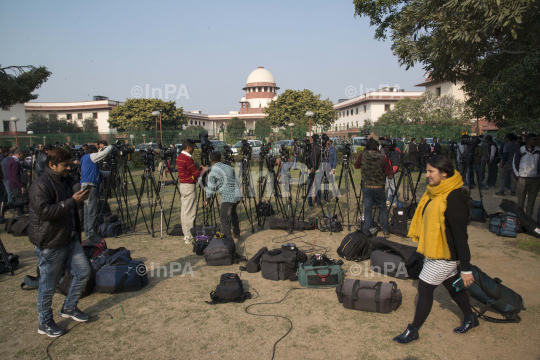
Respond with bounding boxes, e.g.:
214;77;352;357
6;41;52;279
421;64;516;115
412;274;474;329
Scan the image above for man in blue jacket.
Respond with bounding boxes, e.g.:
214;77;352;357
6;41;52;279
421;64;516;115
80;144;112;238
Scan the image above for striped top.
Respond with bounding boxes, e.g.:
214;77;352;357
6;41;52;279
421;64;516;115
205;162;242;204
419;258;459;285
176;152;200;184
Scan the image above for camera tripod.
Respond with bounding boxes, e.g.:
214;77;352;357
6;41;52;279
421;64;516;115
153;157;182;238
257;160;286;229
332;155;362;231
133;159;163;237
387;161;423;218
239;154;255;233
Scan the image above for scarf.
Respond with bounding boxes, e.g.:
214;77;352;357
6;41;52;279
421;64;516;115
407;171;463;260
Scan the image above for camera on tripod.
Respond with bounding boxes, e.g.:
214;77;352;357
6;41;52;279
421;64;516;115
265;153;277;170
380;137;396;151
260;142;271;157
461;136;481;146
142;147;155;167
199;132;214;154
224;145;234;165
321;133;329;148
27;145;40;156
113;139;134;158
241;139;252;159
157;143;173;160
342;141;352;160
279;143;289;160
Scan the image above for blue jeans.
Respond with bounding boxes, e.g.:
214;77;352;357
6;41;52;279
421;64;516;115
386;174;399;204
293;156;298;170
362;187;390;232
280;162;293;183
34;240;91;324
84;185;99;237
3;179;13;203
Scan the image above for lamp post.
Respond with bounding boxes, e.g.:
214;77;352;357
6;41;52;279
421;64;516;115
288;123;294;140
305;111;314;142
152;110;162;145
142;133;147;144
220;123;225;142
43;136;46;145
130;134;134;147
11;116;20;146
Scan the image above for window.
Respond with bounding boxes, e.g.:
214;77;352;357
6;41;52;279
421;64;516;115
346;110;349;116
78;113;82;120
384;104;390;112
258;87;262;92
203;122;205;126
3;121;9;132
92;112;98;119
364;105;367;113
356;107;358;115
436;87;441;97
1;105;9;111
66;114;72;120
356;121;359;128
190;120;193;125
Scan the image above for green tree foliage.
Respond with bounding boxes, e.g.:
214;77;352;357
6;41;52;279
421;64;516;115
0;65;51;107
82;117;98;133
353;0;540;130
226;117;246;143
27;113;82;134
181;125;206;141
265;89;336;128
108;98;188;131
254;117;273;139
376;92;470;126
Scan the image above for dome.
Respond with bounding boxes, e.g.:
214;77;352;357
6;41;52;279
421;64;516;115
246;67;275;85
240;96;247;102
273;96;278;101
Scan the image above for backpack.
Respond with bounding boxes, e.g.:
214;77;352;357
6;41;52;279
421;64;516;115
92;247;148;293
336;228;378;262
260;246;307;281
206;273;251;304
169;223;184;236
488;212;518;238
203;237;246;266
192;235;213;256
317;213;343;232
470;200;486;223
99;222;123;238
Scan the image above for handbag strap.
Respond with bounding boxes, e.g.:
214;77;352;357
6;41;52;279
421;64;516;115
374;282;383;313
114;265;133;293
351;280;361;302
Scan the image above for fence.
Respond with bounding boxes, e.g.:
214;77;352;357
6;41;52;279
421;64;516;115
371;125;473;142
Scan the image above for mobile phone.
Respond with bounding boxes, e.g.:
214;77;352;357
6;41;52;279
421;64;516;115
81;183;95;191
452;277;465;291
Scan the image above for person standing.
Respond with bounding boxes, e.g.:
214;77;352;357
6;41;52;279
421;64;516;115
308;134;323;207
170;144;177;165
385;142;401;207
0;147;8;218
36;144;53;177
496;134;520;196
485;135;500;188
393;156;476;344
431;137;442;156
479;135;489;184
2;148;14;209
408;138;418;165
457;135;472;186
7;148;32;216
80;144;113;238
292;139;299;170
354;138;393;237
418;139;429;170
513;133;540;217
204;152;242;238
29;147;91;337
176;139;207;244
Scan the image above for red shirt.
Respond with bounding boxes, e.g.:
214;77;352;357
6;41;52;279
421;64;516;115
176;152;201;184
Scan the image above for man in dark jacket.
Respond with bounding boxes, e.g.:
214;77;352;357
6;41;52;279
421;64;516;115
7;148;31;216
29;147;90;337
308;134;323;206
36;144;53;177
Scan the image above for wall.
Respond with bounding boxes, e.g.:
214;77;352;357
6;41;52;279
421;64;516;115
0;103;27;132
426;81;466;101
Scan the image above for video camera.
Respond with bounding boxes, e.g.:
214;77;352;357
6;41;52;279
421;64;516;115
27;145;40;156
157;143;173;161
241;139;252;159
380;137;396;151
342;141;352;161
224;145;234;166
114;139;134;158
461;136;481;146
279;143;289;159
260;142;271;157
199;132;214;154
321;133;329;148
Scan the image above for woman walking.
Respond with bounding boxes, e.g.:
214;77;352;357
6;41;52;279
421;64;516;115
393;156;478;344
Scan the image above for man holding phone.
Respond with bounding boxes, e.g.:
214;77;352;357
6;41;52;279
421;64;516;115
80;144;113;238
28;147;91;337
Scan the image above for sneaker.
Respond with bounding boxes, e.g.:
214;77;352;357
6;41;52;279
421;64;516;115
38;320;65;337
184;238;194;244
59;306;90;322
495;191;505;196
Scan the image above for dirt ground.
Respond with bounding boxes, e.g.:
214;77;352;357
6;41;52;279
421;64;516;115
1;169;539;360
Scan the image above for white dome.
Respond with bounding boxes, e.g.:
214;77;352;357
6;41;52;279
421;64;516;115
273;96;278;101
246;67;275;84
240;96;247;102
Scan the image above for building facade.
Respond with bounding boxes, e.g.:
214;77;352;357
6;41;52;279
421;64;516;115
24;98;124;133
1;103;27;136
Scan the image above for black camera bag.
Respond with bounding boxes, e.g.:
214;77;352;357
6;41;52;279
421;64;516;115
256;201;275;217
206;273;251;304
260;247;307;281
244;247;268;273
336;228;377;261
169;223;184;236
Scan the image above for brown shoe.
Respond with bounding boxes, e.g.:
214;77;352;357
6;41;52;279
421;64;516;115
384;231;390;238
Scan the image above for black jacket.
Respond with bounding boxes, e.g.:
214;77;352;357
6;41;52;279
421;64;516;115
36;153;47;177
28;167;81;249
432;142;442;156
309;143;322;171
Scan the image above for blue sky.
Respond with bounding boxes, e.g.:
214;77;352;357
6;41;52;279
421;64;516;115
1;0;426;114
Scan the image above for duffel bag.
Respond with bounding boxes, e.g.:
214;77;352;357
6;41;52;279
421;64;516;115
269;217;316;231
260;247;305;281
243;247;268;273
206;273;251;304
336;228;377;261
57;266;95;298
193;235;213;256
336;278;402;313
92;248;148;293
10;217;29;237
4;217;19;234
169;223;184;236
82;236;107;259
298;255;344;288
466;265;525;323
370;250;409;280
203;237;245;266
190;225;217;238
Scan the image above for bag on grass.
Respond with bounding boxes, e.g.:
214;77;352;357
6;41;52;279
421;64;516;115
370;250;409;280
488;212;518;238
336;228;378;262
92;247;148;293
206;273;251;304
81;236;107;259
500;199;540;238
466;265;525;323
260;246;307;281
298;255;343;288
335;278;402;313
193;235;213;256
317;213;343;232
10;217;29;237
0;252;19;274
244;247;268;273
470;200;486;223
203;237;245;266
57;266;95;298
190;225;217;238
256;201;275;217
169;223;184;236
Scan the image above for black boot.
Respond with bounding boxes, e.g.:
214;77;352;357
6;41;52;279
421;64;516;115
393;324;419;345
454;314;479;334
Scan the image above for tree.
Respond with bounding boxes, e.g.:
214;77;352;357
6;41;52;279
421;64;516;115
254;117;273;140
27;113;82;134
82;117;98;133
108;98;188;131
353;0;540;129
0;65;51;107
361;119;373;136
226;117;246;143
264;89;336;128
376;93;470;126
